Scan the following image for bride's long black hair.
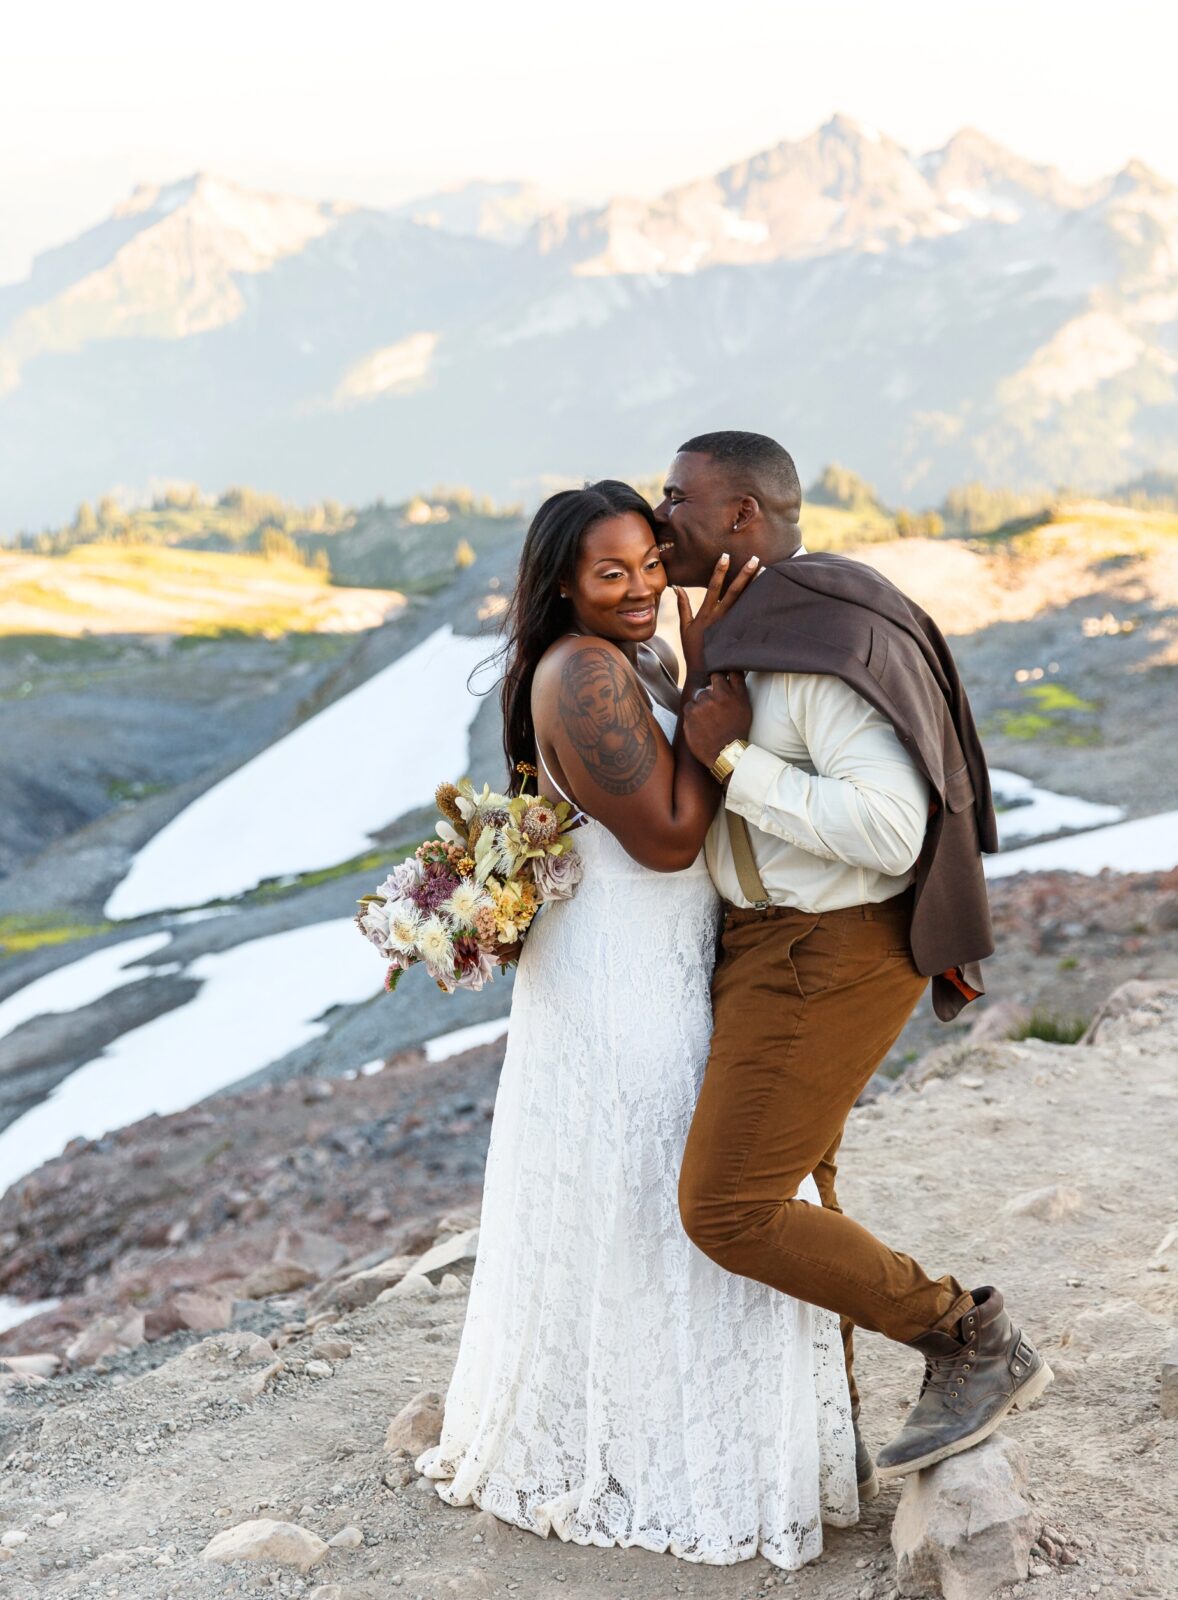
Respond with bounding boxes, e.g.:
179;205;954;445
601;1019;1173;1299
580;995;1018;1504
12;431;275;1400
498;480;658;793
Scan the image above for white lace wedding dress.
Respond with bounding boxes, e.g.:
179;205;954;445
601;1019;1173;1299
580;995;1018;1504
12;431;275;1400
417;703;858;1569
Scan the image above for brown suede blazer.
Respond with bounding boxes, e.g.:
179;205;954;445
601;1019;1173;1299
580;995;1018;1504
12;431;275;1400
703;550;998;1021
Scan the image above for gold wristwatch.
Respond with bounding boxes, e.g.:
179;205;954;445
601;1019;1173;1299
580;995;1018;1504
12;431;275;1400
709;739;748;784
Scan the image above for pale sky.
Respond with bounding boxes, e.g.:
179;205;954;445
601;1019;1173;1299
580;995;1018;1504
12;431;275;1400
2;0;1177;284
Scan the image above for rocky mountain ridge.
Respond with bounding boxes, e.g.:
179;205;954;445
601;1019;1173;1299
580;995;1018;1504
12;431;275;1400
3;116;1178;524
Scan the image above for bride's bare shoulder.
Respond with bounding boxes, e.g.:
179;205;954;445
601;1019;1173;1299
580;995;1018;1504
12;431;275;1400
533;634;632;696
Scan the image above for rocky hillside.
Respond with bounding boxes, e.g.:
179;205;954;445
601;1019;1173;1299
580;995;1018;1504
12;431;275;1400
4;117;1178;524
0;981;1174;1599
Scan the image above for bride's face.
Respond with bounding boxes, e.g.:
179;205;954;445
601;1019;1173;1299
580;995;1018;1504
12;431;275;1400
566;513;667;643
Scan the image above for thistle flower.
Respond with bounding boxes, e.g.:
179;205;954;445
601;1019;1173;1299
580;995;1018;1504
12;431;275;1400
386;902;424;955
435;782;465;828
417;914;456;979
444;879;492;928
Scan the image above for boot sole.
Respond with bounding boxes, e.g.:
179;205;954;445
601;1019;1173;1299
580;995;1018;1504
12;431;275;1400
875;1360;1054;1482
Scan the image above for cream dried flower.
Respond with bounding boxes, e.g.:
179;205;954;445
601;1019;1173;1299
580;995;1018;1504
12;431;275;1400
417;914;455;977
444;879;492;928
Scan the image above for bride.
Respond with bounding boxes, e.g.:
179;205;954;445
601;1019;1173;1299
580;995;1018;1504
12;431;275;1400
417;481;857;1570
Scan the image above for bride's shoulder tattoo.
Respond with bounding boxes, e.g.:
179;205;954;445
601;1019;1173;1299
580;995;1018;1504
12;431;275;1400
558;645;656;796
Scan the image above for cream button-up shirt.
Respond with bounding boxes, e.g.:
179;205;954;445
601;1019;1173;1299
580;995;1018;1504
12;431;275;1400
704;549;931;912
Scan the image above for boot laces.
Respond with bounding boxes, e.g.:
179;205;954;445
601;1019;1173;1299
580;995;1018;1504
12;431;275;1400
918;1350;963;1402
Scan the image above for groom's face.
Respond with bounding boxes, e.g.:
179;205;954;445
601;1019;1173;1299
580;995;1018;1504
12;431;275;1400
653;452;739;587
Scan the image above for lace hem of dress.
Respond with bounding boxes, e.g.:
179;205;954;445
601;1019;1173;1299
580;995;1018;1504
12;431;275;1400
415;1447;858;1571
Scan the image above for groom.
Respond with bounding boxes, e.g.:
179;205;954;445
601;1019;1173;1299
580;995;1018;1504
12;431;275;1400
658;431;1051;1492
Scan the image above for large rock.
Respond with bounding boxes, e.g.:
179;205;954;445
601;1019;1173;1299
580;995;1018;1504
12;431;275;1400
239;1260;316;1299
384;1390;443;1455
200;1518;328;1570
64;1311;145;1366
407;1227;480;1284
171;1289;233;1332
892;1435;1036;1600
1083;980;1178;1044
273;1229;348;1279
335;1255;415;1311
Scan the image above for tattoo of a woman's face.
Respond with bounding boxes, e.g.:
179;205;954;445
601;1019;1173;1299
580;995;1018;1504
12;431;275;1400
559;647;656;796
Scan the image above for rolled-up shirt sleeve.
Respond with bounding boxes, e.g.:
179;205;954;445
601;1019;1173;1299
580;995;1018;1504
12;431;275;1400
724;673;930;876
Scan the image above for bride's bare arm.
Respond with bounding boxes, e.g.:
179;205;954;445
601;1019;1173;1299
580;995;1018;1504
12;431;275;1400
533;636;719;872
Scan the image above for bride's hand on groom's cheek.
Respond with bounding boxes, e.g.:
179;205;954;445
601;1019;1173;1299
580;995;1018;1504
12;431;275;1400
674;554;761;678
682;672;752;769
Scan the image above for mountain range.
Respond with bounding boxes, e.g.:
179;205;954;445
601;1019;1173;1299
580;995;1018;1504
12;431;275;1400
3;115;1177;527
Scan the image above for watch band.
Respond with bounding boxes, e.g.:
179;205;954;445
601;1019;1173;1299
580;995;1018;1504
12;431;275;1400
709;739;748;783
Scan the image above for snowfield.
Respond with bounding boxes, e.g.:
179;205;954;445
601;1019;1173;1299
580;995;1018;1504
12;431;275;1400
104;626;490;919
0;918;379;1194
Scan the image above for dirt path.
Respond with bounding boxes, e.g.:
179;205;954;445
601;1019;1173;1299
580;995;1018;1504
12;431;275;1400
1;987;1175;1600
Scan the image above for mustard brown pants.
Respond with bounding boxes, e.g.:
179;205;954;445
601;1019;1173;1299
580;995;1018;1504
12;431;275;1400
678;891;974;1412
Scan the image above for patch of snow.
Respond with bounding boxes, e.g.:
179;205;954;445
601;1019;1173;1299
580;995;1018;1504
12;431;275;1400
491;278;630;343
720;210;770;245
0;917;381;1194
358;1057;386;1076
0;1295;61;1334
104;626;488;919
986;810;1178;880
990;768;1125;844
334;331;439;403
946;187;1021;224
0;934;172;1046
424;1016;509;1064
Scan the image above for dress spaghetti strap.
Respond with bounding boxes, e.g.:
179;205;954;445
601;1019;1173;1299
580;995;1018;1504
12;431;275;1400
538;751;586;822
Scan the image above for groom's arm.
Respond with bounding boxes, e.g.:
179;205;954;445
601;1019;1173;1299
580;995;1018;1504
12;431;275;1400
724;673;930;875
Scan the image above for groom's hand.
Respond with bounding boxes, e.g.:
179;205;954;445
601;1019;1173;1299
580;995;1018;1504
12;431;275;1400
682;672;752;770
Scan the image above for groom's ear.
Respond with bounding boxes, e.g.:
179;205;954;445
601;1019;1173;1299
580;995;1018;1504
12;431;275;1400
732;495;760;534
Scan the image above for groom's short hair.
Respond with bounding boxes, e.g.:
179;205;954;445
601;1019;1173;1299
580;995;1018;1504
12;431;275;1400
678;431;801;513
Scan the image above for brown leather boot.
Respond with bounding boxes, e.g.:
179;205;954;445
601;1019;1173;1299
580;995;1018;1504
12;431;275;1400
853;1414;879;1501
876;1287;1052;1481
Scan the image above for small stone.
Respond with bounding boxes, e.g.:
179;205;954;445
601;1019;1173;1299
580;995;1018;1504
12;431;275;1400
304;1360;334;1379
202;1519;328;1571
1002;1185;1084;1222
1;1530;28;1547
384;1390;444;1455
0;1354;60;1378
302;1078;334;1101
327;1525;362;1549
310;1587;344;1600
310;1337;352;1362
1161;1336;1178;1419
377;1274;437;1303
46;1512;68;1529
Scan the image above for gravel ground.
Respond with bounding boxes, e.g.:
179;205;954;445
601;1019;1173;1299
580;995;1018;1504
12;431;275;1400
0;986;1175;1600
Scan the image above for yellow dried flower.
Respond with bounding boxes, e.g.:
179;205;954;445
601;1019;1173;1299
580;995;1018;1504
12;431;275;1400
456;855;476;875
435;782;465;828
